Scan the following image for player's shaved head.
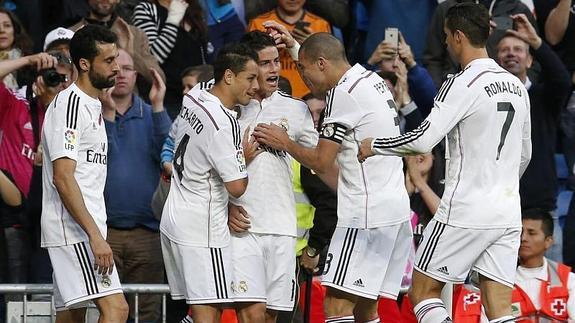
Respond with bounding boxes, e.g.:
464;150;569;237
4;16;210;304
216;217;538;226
299;33;347;63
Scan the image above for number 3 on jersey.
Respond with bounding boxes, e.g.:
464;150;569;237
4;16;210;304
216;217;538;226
173;134;190;181
496;102;515;160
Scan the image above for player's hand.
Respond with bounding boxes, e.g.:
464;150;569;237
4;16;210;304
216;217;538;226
148;68;166;112
242;126;262;165
89;235;115;275
99;87;117;121
357;138;375;163
367;41;397;66
34;145;43;166
27;52;58;71
300;248;320;273
252;123;290;151
507;14;542;49
291;26;313;44
162;161;173;177
228;203;251;233
263;20;296;49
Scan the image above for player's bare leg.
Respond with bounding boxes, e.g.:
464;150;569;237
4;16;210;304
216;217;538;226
93;293;129;323
55;308;87;323
408;270;451;322
353;297;379;322
190;304;223;323
323;287;356;322
479;275;514;322
236;302;266;323
265;308;278;323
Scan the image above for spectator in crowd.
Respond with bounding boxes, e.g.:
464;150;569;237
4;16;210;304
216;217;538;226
360;0;436;65
100;49;171;323
495;14;571;261
69;0;165;92
132;0;209;120
181;64;214;95
0;52;74;285
199;0;245;62
43;27;74;54
248;0;331;98
423;0;536;89
0;8;32;90
368;33;436;117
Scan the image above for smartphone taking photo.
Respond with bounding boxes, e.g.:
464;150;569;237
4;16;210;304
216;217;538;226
385;27;399;49
492;16;513;31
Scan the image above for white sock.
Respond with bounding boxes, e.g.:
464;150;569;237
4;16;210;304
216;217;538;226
325;315;355;323
363;318;380;323
489;316;515;323
413;298;452;323
180;314;193;323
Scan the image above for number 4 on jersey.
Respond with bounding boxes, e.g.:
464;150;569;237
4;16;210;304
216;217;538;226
496;102;515;160
173;134;190;181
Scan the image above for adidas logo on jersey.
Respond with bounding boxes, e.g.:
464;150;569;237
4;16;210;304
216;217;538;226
437;266;450;275
352;278;364;288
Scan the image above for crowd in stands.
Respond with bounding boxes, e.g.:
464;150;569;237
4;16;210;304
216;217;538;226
0;0;574;322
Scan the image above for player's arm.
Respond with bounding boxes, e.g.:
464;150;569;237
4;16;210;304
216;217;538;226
0;53;57;80
224;178;248;199
359;79;471;160
52;157;114;275
0;170;21;207
519;96;532;177
210;121;249;198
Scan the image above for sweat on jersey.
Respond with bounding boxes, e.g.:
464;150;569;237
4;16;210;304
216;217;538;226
160;89;247;248
228;90;318;237
320;63;411;229
371;58;532;229
41;84;108;247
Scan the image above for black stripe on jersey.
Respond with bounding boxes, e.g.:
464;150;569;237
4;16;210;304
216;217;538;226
320;123;347;144
186;94;220;130
73;243;94;295
66;92;79;129
347;71;374;94
422;223;446;271
332;228;352;285
418;222;446;271
338;229;358;285
220;107;241;149
277;91;305;103
81;242;99;294
372;120;430;149
436;77;455;103
416;221;441;270
325;89;335;118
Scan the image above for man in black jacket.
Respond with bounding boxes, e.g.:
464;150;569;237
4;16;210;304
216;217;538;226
496;14;571;261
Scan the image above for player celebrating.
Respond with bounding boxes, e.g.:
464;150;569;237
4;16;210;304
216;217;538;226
41;25;128;322
253;32;412;323
160;43;258;323
358;3;532;323
226;31;318;323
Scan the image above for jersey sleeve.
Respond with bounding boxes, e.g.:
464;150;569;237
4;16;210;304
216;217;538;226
208;120;247;183
44;93;86;162
519;92;532;177
320;88;362;144
297;107;319;148
371;77;473;156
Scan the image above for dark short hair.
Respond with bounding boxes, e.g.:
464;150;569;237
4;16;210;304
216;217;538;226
181;64;214;83
300;32;347;63
69;24;118;71
240;31;277;54
445;2;490;48
212;42;258;83
522;208;554;238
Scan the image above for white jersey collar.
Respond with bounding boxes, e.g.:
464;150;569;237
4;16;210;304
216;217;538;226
463;58;496;70
337;63;367;86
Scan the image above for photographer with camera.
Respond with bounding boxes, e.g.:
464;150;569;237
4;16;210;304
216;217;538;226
0;51;74;285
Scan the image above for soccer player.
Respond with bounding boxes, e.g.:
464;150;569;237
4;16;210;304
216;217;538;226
160;43;258;323
357;3;532;323
225;31;318;323
253;32;413;323
41;25;128;322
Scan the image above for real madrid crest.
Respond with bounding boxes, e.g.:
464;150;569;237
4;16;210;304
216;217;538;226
238;280;248;292
279;118;289;131
322;124;335;138
101;274;111;288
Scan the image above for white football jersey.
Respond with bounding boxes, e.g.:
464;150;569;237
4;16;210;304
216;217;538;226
321;64;411;228
372;58;532;229
229;91;318;236
41;84;108;247
160;89;247;247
